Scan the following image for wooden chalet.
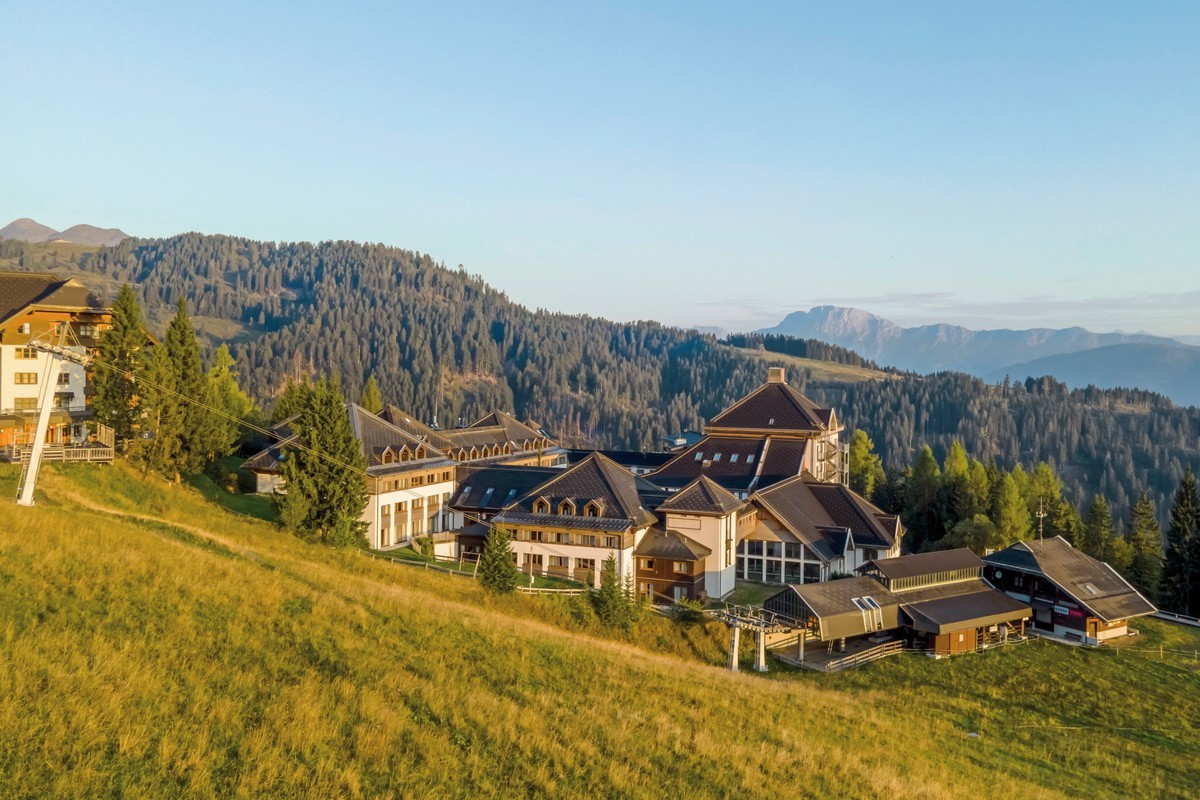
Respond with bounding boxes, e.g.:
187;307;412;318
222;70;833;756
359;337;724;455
0;272;114;462
381;406;568;467
983;537;1156;645
764;548;1030;660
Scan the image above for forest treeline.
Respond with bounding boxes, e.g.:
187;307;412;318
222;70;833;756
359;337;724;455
5;234;1198;528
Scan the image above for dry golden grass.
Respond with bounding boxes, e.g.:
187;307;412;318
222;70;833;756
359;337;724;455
728;345;895;384
0;462;1195;798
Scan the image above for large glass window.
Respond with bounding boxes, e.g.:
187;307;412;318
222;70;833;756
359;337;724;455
765;542;782;558
765;560;782;583
803;563;822;584
746;541;763;557
785;543;805;560
748;558;763;579
784;562;804;584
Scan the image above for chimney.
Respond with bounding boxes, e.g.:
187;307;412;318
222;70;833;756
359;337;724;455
767;367;786;384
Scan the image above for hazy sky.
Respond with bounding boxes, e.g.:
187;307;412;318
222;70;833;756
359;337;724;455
3;2;1198;335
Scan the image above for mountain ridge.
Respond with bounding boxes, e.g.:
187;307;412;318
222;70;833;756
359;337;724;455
0;216;130;247
759;305;1185;374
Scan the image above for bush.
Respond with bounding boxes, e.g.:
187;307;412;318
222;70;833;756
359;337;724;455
671;598;706;624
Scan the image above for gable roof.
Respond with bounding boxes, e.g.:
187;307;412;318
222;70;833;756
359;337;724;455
706;378;835;435
494;452;658;531
378;405;459;451
657;475;745;515
750;475;899;562
634;528;712;561
0;272;102;324
442;410;556;452
648;436;770;492
984;537;1156;622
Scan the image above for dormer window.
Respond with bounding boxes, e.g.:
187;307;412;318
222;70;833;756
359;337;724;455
415;446;426;459
533;497;551;514
559;499;576;516
584;501;602;517
380;447;394;464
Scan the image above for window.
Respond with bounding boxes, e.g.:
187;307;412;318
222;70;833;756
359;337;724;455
712;453;722;462
78;323;98;338
17;323;29;334
584;501;601;517
673;561;690;574
558;499;576;515
16;347;36;359
529;530;545;542
639;558;656;570
785;543;804;560
603;536;620;549
1014;575;1024;588
768;418;775;425
14;373;37;385
576;558;595;572
694;451;704;461
730;453;739;463
553;532;569;544
14;397;36;410
577;534;597;547
57;372;71;385
1083;583;1098;595
533;497;550;514
548;556;569;568
459;486;473;501
746;454;756;464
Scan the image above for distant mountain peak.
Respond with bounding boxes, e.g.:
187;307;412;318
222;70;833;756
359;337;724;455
0;217;130;247
759;305;1179;376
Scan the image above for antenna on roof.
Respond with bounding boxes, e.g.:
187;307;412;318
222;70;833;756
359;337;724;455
1035;497;1047;540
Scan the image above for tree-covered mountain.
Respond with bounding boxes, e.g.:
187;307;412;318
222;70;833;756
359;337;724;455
3;233;1197;526
986;342;1200;408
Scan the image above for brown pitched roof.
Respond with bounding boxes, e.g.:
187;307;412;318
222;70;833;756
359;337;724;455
634;528;712;560
0;273;101;324
442;410;555;451
649;436;769;492
751;475;900;561
706;379;835;434
495;452;657;530
656;475;745;515
898;580;1031;634
983;537;1156;622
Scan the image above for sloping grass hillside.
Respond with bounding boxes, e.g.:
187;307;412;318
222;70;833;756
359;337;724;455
0;463;1197;799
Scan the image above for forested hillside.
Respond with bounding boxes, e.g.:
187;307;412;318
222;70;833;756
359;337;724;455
3;235;1197;524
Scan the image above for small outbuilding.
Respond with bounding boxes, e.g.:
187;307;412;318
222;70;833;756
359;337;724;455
983;537;1156;645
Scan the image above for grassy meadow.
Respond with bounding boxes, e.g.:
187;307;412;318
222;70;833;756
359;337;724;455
0;462;1197;798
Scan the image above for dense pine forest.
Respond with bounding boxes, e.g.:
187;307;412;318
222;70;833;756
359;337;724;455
3;235;1198;529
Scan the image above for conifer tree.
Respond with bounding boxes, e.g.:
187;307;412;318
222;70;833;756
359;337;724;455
993;474;1031;546
278;376;368;546
133;343;181;476
847;429;883;497
271;376;311;423
207;344;255;453
965;459;991;519
594;554;634;631
91;284;147;445
904;446;943;548
478;525;520;594
1163;468;1200;615
163;299;223;474
1081;494;1116;562
360;374;384;414
943;441;969;481
1127;493;1164;601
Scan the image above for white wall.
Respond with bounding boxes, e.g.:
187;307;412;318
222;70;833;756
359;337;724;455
0;344;87;412
365;478;455;550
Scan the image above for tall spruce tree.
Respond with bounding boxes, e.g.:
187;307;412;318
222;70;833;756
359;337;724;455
993;473;1031;546
207;344;255;453
1080;494;1114;560
163;299;223;474
478;526;520;594
277;375;368;546
593;554;635;631
271;376;311;423
91;285;147;445
360;374;384;414
133;343;181;477
904;446;943;548
1163;468;1200;615
1127;493;1164;601
847;429;884;497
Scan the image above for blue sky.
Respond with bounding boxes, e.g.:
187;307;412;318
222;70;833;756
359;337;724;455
3;2;1198;335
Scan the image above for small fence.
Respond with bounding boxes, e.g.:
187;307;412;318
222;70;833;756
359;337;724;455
516;586;587;596
360;549;479;579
